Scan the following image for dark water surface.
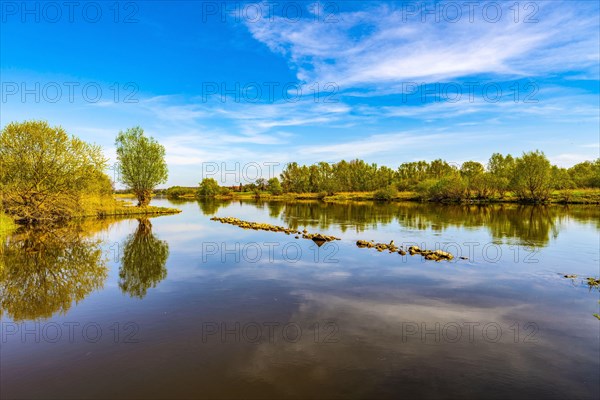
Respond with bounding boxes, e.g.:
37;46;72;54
1;199;599;399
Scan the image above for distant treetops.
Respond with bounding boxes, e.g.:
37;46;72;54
175;152;599;203
276;153;599;202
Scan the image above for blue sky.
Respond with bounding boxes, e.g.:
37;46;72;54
1;1;599;186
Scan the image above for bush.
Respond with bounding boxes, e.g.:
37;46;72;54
374;185;397;201
417;176;466;201
197;178;221;197
166;186;196;199
267;177;283;195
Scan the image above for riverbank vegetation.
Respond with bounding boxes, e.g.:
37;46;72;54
0;120;179;226
166;151;599;204
275;152;599;203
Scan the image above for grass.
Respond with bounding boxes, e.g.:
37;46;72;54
0;211;17;238
0;194;181;231
75;195;181;218
548;188;600;204
181;188;600;204
113;193;138;199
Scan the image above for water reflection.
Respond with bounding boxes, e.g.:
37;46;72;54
0;222;109;321
196;198;229;216
119;218;169;299
2;199;598;399
207;200;598;247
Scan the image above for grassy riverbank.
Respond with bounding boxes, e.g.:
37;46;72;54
76;195;181;218
188;188;600;204
1;196;181;229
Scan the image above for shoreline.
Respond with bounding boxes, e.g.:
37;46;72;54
165;188;600;205
1;201;181;230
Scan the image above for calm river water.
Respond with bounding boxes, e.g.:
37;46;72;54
1;199;599;399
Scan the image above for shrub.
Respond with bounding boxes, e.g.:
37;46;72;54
417;176;466;201
374;185;397;201
197;178;221;197
268;177;283;195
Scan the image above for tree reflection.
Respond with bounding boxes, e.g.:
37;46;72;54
119;219;169;299
265;201;284;218
275;201;599;246
0;223;108;321
197;199;228;216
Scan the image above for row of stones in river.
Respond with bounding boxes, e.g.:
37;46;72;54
210;217;457;261
356;240;459;262
209;217;340;244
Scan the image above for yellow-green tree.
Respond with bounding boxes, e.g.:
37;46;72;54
512;150;553;202
0;120;108;223
267;177;283;195
197;178;221;197
115;127;168;207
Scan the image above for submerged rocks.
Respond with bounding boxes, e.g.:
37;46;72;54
356;241;455;262
356;240;401;253
415;248;454;261
586;277;600;288
210;216;340;244
303;232;340;246
561;275;600;289
210;216;298;235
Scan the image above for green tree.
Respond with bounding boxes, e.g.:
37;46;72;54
418;174;466;201
115;127;168;207
512;151;552;202
460;161;485;198
281;162;309;193
428;159;456;179
0;120;107;223
267;177;283;195
568;159;600;188
255;178;267;191
550;166;574;190
397;161;429;190
487;153;515;198
197;178;221;197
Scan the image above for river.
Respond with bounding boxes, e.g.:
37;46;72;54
1;199;599;399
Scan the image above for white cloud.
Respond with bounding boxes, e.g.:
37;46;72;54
244;1;599;91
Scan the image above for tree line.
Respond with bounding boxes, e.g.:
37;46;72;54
184;152;599;203
277;152;599;202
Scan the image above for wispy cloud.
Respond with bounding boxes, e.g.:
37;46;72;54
245;1;599;91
